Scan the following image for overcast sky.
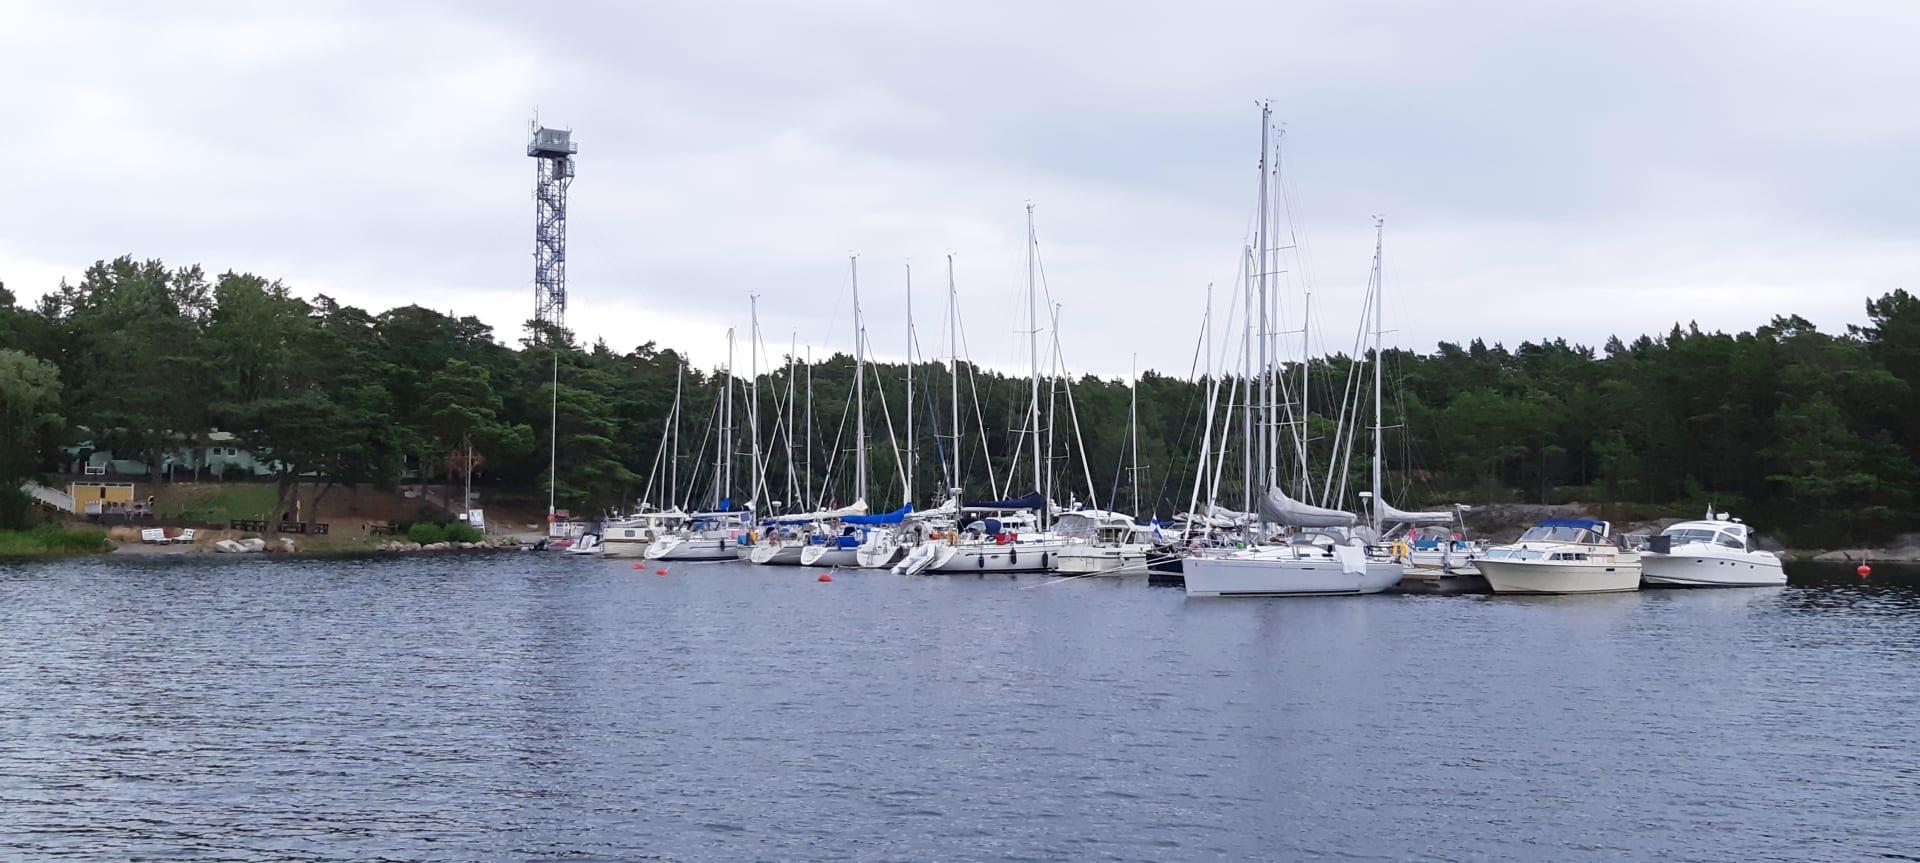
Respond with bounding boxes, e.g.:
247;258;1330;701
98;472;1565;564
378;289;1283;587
3;0;1915;378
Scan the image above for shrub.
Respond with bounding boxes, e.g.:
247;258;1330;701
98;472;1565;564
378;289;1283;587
407;522;446;545
445;522;482;543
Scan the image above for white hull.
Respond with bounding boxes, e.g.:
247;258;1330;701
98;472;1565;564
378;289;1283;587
907;537;1070;574
643;535;748;561
749;542;806;565
855;531;905;569
600;526;670;558
800;543;861;567
1055;545;1153;575
1183;552;1402;597
1642;554;1785;587
1479;559;1641;594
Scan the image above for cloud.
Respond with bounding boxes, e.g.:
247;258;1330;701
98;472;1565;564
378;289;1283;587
1;0;1915;378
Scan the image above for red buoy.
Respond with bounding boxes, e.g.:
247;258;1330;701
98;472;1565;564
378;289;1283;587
656;568;669;576
632;562;643;569
1858;564;1872;578
818;573;833;582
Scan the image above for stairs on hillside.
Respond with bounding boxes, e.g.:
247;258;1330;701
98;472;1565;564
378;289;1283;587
19;481;75;513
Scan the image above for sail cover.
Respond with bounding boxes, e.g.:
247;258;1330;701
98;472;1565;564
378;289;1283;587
1257;487;1356;528
962;491;1045;511
761;500;870;525
1377;499;1454;525
843;505;912;525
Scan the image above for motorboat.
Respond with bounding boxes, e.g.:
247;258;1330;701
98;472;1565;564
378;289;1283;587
643;511;754;561
1641;511;1785;587
1054;510;1163;575
600;509;689;558
1477;518;1641;594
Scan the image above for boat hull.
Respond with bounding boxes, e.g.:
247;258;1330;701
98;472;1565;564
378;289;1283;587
643;536;749;561
749;543;806;565
1055;545;1152;575
918;538;1070;574
800;544;861;567
1478;559;1641;594
1641;554;1785;587
1183;553;1403;597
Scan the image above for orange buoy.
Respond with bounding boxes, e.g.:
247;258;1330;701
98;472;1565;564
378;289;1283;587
1858;564;1872;578
632;562;643;569
656;568;669;575
818;573;833;582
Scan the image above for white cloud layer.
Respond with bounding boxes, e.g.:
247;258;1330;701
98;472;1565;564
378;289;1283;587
2;0;1915;376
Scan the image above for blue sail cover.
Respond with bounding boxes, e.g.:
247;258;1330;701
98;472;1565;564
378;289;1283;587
843;505;912;525
962;492;1044;510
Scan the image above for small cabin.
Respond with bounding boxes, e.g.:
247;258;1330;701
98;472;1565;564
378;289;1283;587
68;481;137;515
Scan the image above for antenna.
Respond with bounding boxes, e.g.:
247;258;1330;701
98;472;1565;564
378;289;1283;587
527;119;578;343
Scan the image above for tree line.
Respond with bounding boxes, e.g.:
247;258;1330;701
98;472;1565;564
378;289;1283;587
2;255;1916;544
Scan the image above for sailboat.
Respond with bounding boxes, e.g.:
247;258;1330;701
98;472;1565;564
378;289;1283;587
645;329;754;561
1182;105;1402;597
898;206;1069;575
800;256;875;568
1056;359;1163;575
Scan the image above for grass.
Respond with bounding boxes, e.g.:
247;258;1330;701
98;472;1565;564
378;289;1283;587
168;485;280;524
0;525;113;557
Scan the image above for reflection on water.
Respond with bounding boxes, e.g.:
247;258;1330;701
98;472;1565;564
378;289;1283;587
0;555;1917;861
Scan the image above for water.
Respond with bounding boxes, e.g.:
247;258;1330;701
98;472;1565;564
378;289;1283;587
2;556;1917;861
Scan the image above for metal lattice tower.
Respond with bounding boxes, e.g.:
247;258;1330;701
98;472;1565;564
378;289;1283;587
527;121;577;340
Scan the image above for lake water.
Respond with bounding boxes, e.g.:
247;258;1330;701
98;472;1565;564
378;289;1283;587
1;555;1916;861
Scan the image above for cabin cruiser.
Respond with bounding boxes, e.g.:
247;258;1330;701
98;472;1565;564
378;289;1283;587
1182;489;1404;597
1477;518;1641;594
1054;510;1163;575
1640;510;1785;587
600;508;690;558
643;511;754;561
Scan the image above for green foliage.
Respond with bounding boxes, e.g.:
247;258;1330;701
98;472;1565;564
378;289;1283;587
0;526;112;557
445;522;483;543
407;522;446;545
11;253;1920;544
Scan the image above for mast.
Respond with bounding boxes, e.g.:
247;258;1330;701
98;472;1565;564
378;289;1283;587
749;294;762;511
852;256;868;506
1370;216;1386;533
904;263;914;508
948;254;961;499
718;329;735;510
1240;244;1254;518
1130;354;1140;517
1026;204;1042;517
547;348;558;519
671;358;683;508
786;333;797;512
805;345;814;509
1256;100;1272;499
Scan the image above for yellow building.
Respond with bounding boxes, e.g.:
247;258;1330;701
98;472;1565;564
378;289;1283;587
68;481;137;515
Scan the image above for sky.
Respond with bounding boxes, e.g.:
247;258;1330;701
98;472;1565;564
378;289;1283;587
2;0;1916;378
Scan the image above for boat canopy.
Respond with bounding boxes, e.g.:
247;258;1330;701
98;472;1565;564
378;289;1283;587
1257;487;1356;528
760;500;869;525
1536;517;1606;532
1055;510;1136;538
843;505;912;525
963;491;1044;511
1377;499;1454;525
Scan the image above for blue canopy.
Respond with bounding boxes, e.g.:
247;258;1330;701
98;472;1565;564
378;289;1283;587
1536;518;1604;531
843;505;912;525
962;492;1044;511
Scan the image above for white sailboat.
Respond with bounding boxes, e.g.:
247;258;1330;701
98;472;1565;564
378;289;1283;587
645;330;753;562
800;256;875;568
1183;105;1402;597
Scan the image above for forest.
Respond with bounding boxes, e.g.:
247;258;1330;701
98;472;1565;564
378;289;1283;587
3;255;1918;545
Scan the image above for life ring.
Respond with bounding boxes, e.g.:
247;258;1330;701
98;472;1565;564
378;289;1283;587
1391;541;1409;560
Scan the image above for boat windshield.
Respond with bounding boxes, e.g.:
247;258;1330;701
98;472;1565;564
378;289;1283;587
1663;528;1718;546
1518;525;1595;543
